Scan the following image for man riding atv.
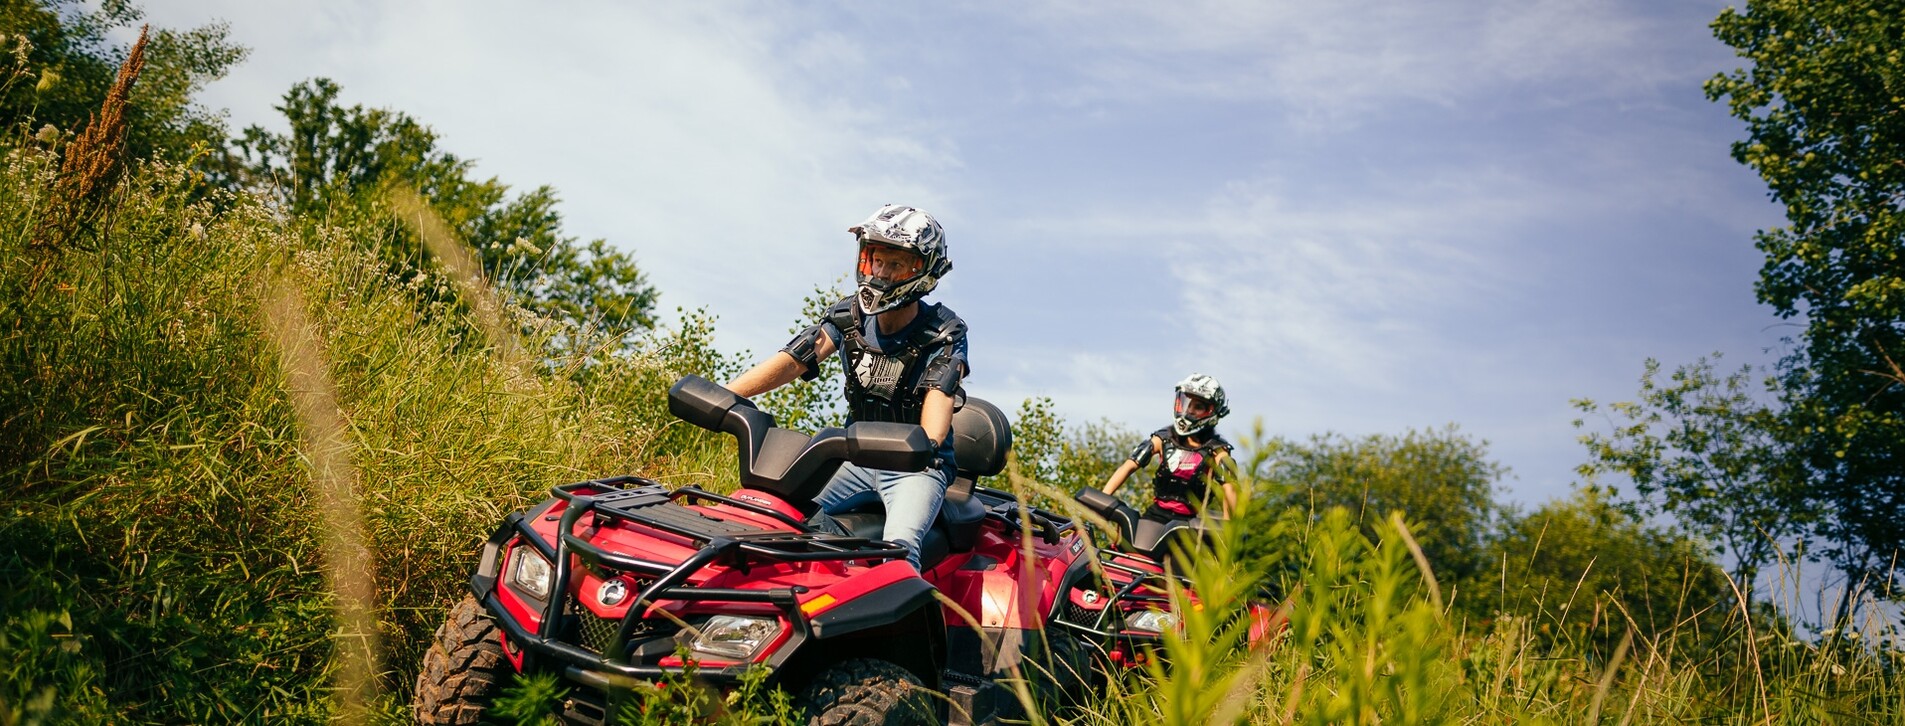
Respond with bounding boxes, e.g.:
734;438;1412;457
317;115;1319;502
726;203;966;573
415;206;1122;726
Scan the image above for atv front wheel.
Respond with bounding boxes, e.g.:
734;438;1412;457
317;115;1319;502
795;658;935;726
1032;627;1098;708
414;594;511;725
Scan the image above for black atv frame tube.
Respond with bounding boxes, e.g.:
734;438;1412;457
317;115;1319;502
1047;547;1182;652
476;588;809;685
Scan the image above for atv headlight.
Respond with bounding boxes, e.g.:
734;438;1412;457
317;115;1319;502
678;615;780;661
1127;609;1179;633
508;546;554;602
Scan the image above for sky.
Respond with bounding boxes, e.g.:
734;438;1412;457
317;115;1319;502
138;0;1793;509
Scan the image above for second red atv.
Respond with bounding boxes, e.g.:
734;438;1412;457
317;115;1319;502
414;375;1189;725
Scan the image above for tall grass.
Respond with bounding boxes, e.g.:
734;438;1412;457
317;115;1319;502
1030;435;1904;725
0;144;732;722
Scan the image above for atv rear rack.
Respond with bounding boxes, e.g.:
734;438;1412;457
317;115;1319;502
470;476;914;685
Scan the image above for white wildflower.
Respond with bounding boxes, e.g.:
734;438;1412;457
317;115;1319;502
508;236;542;256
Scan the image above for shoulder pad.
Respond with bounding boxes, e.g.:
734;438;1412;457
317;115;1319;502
823;296;857;328
916;303;967;345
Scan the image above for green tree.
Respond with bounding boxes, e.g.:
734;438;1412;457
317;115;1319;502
1257;427;1505;589
754;280;848;432
234;78;657;338
1488;488;1733;654
1573;356;1806;602
1008;396;1142;506
0;0;245;168
1706;0;1905;602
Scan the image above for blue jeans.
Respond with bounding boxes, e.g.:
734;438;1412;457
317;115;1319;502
812;462;951;572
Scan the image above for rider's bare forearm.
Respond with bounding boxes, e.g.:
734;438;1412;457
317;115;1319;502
1101;460;1139;495
727;352;805;398
921;389;954;445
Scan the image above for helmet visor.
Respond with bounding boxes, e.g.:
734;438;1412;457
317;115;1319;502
1175;392;1215;419
857;241;925;286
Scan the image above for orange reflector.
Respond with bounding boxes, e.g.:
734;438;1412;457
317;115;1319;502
801;593;838;615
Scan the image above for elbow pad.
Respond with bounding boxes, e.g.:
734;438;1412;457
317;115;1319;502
916;347;965;396
1128;438;1157;467
782;324;827;381
1212;449;1234;484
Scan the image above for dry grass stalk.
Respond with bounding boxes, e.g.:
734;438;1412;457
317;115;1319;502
385;184;528;375
36;25;149;252
261;275;386;719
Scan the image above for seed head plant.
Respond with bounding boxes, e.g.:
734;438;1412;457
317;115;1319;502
35;26;148;256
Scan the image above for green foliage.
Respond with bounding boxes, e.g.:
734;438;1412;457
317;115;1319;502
1487;488;1734;654
1010;395;1142;509
490;672;565;725
754;279;848;432
0;608;111;725
1707;0;1905;598
1254;426;1505;588
234;78;658;341
0;138;726;721
486;657;794;726
1573;355;1805;595
620;656;794;726
0;0;246;172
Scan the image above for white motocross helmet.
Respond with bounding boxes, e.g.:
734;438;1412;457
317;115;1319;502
1172;373;1230;436
849;204;951;315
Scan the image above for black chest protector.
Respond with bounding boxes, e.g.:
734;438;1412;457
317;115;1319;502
1142;427;1232;506
825;300;967;425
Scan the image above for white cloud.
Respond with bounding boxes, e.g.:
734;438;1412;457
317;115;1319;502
144;0;963;352
1013;0;1703;121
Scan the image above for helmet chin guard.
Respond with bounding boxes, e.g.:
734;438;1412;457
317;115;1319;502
1171;373;1229;436
849;204;950;315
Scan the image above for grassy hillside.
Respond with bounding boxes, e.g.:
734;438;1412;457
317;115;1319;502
1;147;1900;724
0;146;733;723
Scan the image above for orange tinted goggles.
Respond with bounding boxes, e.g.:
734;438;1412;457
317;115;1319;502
857;244;924;280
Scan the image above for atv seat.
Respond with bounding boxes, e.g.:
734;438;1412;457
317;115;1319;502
1073;486;1213;564
829;397;1012;570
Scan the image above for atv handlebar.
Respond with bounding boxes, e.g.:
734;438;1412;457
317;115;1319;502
668;375;934;501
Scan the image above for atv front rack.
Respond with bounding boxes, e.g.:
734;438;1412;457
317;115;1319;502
1052;548;1184;647
470;476;914;687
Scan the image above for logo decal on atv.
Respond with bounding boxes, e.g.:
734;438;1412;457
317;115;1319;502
598;579;628;606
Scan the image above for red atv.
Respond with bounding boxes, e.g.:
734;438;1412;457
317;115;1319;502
1068;488;1286;662
414;375;1171;725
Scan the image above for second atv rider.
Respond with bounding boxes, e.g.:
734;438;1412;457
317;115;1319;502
1100;374;1239;525
726;204;967;572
